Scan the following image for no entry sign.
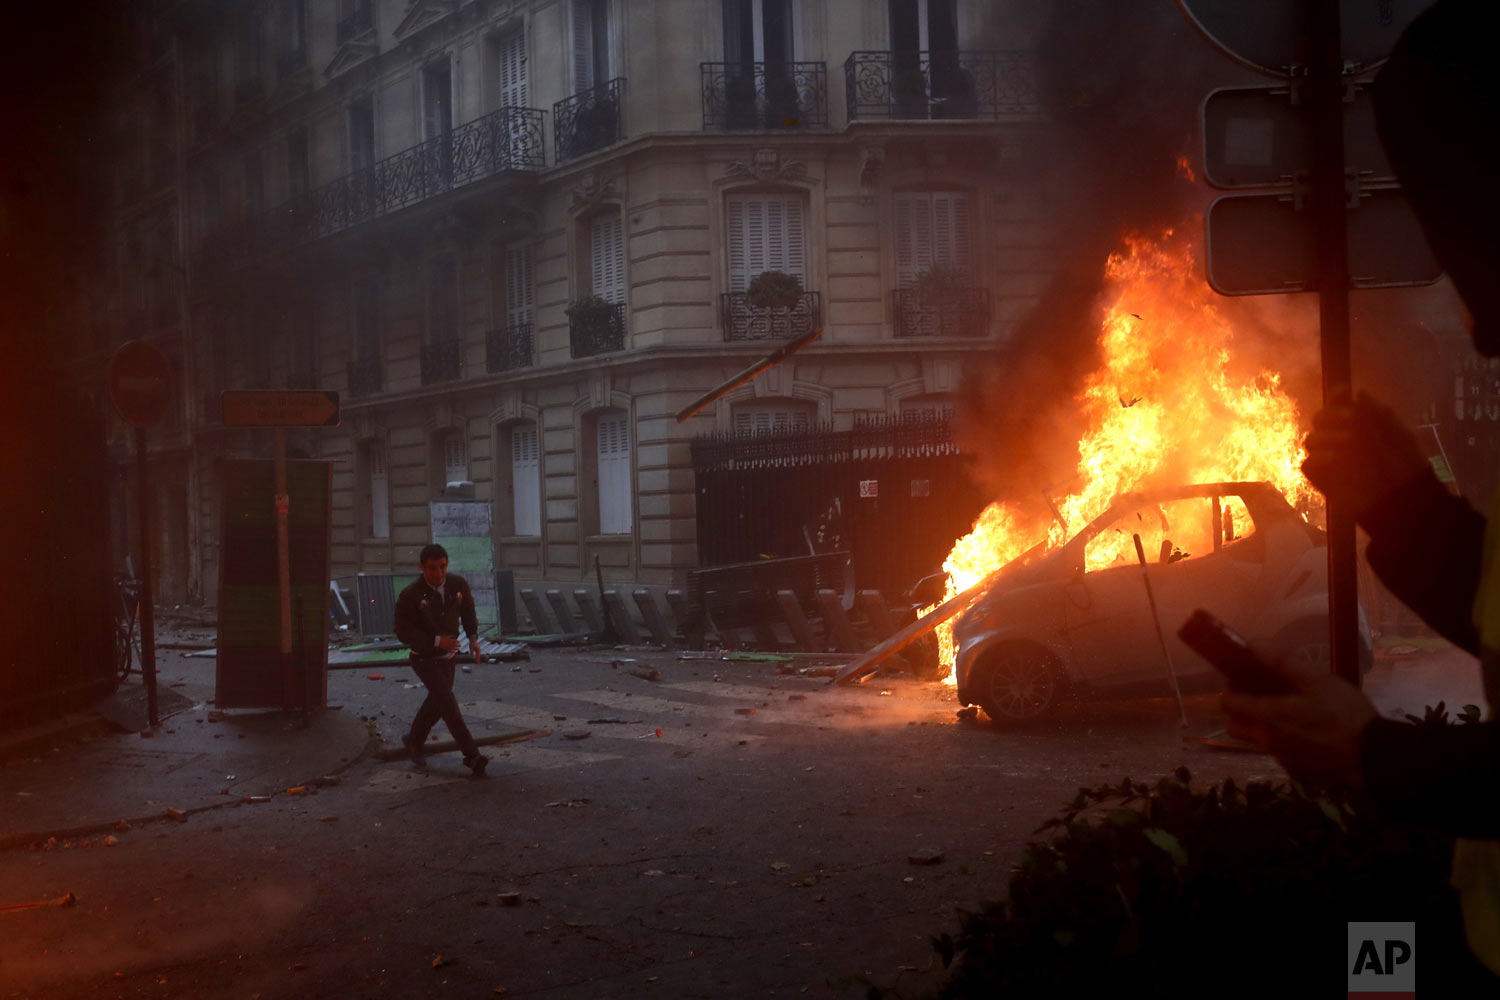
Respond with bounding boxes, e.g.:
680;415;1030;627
107;340;174;429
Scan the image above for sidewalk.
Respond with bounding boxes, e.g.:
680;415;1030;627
0;676;376;850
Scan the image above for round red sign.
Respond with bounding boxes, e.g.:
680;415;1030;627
107;339;174;429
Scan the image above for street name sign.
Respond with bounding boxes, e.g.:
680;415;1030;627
1179;0;1435;78
220;390;341;427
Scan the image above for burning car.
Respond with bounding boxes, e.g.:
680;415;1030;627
951;481;1371;724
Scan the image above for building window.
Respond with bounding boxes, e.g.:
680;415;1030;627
723;0;795;64
286;129;309;199
437;429;468;490
589;212;626;304
365;441;390;538
571;0;612;92
501;244;534;326
348;96;376;172
491;26;528;109
893;190;971;285
352;277;381;357
595;409;631;535
510;422;541;536
889;0;958;52
726;193;807;291
732;399;814;434
422;60;454;141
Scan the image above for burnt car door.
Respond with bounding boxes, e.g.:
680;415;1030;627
1060;502;1168;684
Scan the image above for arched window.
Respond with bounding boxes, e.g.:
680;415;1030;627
510;421;541;536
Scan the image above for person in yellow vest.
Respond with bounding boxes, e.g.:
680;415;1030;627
1221;0;1500;980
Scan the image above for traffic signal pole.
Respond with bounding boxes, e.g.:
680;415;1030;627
1308;0;1363;687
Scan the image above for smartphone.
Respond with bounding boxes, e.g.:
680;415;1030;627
1177;609;1295;695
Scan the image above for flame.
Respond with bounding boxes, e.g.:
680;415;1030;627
1176;153;1197;183
928;229;1316;683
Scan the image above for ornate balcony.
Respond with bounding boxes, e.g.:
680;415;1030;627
554;78;625;163
891;286;990;338
568;302;626;359
701;61;827;130
844;51;1039;121
420;339;461;384
720;291;821;342
486;322;533;373
336;0;374;44
348;354;382;397
233;106;544;259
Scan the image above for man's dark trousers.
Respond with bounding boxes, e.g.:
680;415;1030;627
408;657;480;758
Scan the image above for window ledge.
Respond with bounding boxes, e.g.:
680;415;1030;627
585;534;633;544
499;535;544;544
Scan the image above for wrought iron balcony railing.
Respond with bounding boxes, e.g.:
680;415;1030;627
349;354;382;397
554;78;624;163
568;302;626;358
336;1;374;44
844;51;1039;121
237;106;544;257
420;339;461;384
486;322;533;373
891;286;991;338
701;61;827;130
720;291;821;342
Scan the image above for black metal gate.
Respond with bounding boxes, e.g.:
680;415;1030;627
690;416;989;597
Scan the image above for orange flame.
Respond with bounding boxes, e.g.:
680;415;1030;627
929;229;1316;682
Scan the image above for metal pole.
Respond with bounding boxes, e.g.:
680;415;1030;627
275;427;294;710
135;426;159;727
1133;534;1189;728
1308;0;1361;687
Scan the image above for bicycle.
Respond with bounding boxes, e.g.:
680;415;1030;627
113;573;143;681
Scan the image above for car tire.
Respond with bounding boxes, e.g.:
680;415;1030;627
973;643;1062;725
1270;618;1373;676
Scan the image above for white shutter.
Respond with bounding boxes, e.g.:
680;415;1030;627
369;444;389;538
732;401;814;434
596;410;631;534
591;213;625;304
498;27;527;108
443;430;468;485
504;245;533;326
572;0;595;91
894;195;917;286
895;191;971;281
726;194;807;290
511;423;541;536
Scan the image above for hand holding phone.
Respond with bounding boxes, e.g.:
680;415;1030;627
1177;609;1295;696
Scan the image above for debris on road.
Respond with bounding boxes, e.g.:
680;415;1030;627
366;673;385;681
0;892;76;912
104;835;119;846
908;848;945;865
497;892;521;907
317;815;339;823
245;795;272;803
733;707;755;716
545;798;591;808
585;717;632;725
955;706;979;721
628;666;661;682
562;730;592;741
165;807;187;822
285;786;309;796
431;955;457;969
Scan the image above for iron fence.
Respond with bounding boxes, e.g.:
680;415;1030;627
568;302;626;358
420;339;461;384
486;322;533;373
720;291;821;341
554;78;625;163
843;50;1039;121
348;354;381;397
701;61;827;130
891;286;991;338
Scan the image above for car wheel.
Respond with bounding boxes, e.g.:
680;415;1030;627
1271;618;1373;676
974;643;1061;725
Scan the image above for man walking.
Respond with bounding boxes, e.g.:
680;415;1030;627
393;543;489;775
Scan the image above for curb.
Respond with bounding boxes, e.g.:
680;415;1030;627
0;721;382;853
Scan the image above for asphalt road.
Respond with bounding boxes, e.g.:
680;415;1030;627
1;636;1475;1000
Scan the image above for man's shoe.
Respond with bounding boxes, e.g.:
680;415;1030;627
402;732;427;768
463;753;490;777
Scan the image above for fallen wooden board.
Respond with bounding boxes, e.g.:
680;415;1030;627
373;728;550;762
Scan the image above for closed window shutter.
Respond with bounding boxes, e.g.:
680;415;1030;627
591;213;625;304
596;410;631;534
443;431;467;484
511;423;541;536
895;191;971;282
732;401;814;434
504;245;533;326
423;70;444;139
369;444;389;538
498;28;526;108
572;0;594;91
727;194;807;291
894;195;916;286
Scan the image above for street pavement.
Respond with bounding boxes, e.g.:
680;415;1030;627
0;620;1480;999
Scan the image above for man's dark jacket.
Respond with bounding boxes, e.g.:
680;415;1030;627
393;574;478;662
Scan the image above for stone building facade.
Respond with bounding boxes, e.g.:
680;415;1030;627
92;0;1052;609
